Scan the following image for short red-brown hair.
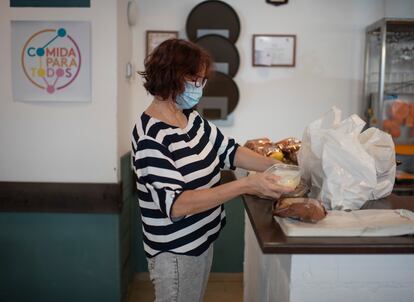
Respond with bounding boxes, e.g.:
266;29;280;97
139;39;212;100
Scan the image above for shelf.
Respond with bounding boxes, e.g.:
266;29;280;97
395;144;414;155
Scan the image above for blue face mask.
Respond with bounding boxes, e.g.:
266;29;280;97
176;81;204;109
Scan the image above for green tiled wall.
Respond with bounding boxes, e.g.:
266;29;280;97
0;212;121;302
119;152;136;299
0;152;137;302
211;196;245;272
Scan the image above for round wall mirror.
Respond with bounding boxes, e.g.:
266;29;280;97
195;34;240;78
196;71;239;120
186;0;240;43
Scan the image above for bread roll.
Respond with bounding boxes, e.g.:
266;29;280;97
244;138;273;156
273;198;327;223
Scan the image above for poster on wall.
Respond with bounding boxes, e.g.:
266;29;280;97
11;21;91;102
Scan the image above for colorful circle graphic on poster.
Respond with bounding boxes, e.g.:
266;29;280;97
21;27;81;94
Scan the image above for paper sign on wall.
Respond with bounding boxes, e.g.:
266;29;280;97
11;21;91;102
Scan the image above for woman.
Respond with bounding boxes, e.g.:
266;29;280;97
131;39;291;302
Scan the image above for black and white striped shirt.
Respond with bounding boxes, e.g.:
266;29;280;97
131;109;239;257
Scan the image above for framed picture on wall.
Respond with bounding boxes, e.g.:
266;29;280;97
252;34;296;67
146;30;178;56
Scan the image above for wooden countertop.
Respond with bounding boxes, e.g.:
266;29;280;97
241;181;414;254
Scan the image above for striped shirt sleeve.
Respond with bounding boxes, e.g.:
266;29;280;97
133;136;186;222
204;119;240;170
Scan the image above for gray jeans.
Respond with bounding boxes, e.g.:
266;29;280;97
147;244;214;302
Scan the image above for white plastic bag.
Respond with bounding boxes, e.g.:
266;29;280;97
298;107;395;210
359;127;396;200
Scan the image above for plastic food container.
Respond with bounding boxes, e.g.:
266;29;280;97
281;180;310;198
265;164;301;190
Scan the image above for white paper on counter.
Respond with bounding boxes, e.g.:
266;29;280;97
274;209;414;237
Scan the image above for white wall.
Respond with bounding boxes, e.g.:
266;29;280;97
385;0;414;18
117;0;135;176
1;0;413;183
0;0;119;182
131;0;387;144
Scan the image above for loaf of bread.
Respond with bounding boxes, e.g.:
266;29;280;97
244;137;301;164
244;138;274;156
273;198;327;223
274;137;301;165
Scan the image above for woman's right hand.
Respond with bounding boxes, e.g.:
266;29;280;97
244;172;293;199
